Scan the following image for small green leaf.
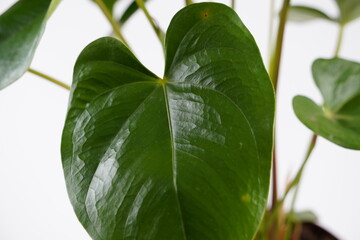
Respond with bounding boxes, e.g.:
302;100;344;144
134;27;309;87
103;0;118;13
293;58;360;150
288;5;336;23
119;0;149;25
0;0;58;90
313;58;360;111
62;3;275;240
288;210;318;223
335;0;360;24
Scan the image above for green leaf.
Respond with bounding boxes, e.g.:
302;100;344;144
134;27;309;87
335;0;360;24
103;0;118;13
293;58;360;150
313;58;360;111
288;210;318;223
0;0;58;90
62;3;275;240
119;0;149;25
288;5;335;23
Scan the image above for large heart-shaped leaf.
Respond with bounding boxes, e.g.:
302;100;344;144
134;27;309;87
0;0;58;90
293;58;360;150
335;0;360;24
62;3;275;240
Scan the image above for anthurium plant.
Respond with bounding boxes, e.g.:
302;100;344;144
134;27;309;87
0;0;359;239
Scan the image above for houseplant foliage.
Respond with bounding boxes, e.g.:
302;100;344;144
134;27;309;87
293;58;360;150
288;0;360;24
61;3;274;239
0;0;59;89
0;0;360;239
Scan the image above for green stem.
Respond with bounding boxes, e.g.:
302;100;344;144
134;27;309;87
334;24;345;57
268;0;275;65
93;0;129;47
136;0;165;49
269;0;290;91
185;0;193;5
280;135;317;240
271;144;278;210
231;0;236;9
269;0;291;212
289;134;317;210
280;19;347;240
284;20;346;211
28;68;70;90
264;134;317;240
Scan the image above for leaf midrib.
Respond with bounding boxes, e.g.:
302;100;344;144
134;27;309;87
77;79;259;239
167;80;259;153
161;83;188;240
160;80;260;240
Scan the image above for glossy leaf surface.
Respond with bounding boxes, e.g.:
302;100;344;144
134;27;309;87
0;0;55;90
119;0;149;25
293;58;360;149
288;5;335;23
335;0;360;24
62;3;275;240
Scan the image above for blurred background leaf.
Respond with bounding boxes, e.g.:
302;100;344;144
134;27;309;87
119;0;150;25
288;5;336;23
0;0;58;90
293;58;360;150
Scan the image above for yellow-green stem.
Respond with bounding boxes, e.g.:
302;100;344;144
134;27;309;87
289;134;317;209
136;0;165;49
334;24;345;57
185;0;193;5
281;134;317;240
231;0;236;9
93;0;129;47
269;0;291;213
269;0;290;91
266;1;291;238
266;134;315;239
284;21;347;213
268;0;276;65
28;68;70;90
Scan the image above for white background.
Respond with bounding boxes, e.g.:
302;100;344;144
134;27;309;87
0;0;359;239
